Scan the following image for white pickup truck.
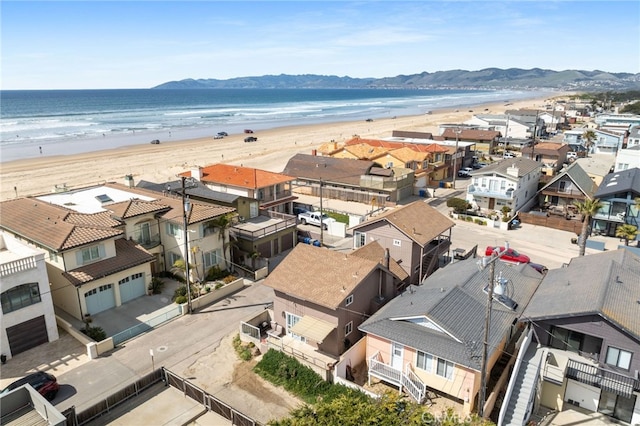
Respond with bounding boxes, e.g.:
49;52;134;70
297;211;336;230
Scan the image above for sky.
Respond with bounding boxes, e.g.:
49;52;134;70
1;1;639;90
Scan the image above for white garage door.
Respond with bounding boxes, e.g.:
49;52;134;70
119;273;146;303
84;284;116;315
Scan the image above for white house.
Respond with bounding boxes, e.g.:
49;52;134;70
1;233;59;360
466;157;541;213
465;114;531;139
592;129;624;155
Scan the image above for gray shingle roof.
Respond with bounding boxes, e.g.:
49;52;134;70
282;154;375;185
540;162;597;199
522;248;640;339
471;157;540;179
594;168;640;198
137;179;240;204
359;258;543;370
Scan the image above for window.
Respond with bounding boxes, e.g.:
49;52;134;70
500;181;506;190
204;249;223;268
606;347;632;370
1;283;41;313
168;252;182;266
550;326;584;353
81;246;100;263
393;239;401;247
416;351;433;372
344;321;353;336
345;295;354;306
167;222;182;237
436;358;454;380
354;231;366;248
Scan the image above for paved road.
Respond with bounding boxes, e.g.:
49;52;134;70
54;282;275;413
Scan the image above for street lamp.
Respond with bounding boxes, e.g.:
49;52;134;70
452;128;462;189
477;242;510;417
181;176;192;314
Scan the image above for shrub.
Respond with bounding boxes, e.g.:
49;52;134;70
175;295;187;304
81;326;106;341
474;219;487;226
148;277;165;294
205;286;211;293
446;197;470;213
232;333;258;361
465;216;473;222
206;266;227;281
223;275;237;284
215;282;224;290
254;349;369;405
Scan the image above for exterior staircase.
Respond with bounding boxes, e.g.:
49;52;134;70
500;344;543;426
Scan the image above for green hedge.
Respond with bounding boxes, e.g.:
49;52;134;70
254;349;369;405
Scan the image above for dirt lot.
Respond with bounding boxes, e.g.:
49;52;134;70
181;333;302;424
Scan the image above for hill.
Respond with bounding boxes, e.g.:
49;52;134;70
153;68;640;91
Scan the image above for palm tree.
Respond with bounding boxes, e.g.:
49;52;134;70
574;198;603;256
207;213;235;270
615;224;638;246
582;130;597;156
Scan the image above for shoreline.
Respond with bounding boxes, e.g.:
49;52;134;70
0;94;561;201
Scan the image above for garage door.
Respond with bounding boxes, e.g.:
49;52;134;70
84;284;116;315
119;273;146;303
7;315;48;356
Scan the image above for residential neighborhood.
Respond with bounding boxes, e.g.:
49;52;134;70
2;103;640;426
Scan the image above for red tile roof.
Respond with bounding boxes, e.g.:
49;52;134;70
0;198;123;251
183;164;295;189
63;238;155;286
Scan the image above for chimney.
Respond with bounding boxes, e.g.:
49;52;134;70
190;167;202;181
506;165;519;178
384;248;390;269
124;174;134;188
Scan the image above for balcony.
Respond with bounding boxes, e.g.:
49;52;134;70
541;187;587;200
566;359;640;398
368;352;426;403
133;234;161;250
467;185;514;200
231;211;297;241
0;256;38;278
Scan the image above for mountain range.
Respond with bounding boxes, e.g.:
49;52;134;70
153;68;640;91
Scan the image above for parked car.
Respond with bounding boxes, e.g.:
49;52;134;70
150;139;160;144
1;372;59;401
485;246;530;264
244;129;254;134
213;135;224;139
217;132;228;137
365;118;374;122
244;136;258;143
503;152;516;159
473;162;488;169
457;167;473;178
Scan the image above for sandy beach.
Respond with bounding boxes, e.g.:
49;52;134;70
0;96;554;201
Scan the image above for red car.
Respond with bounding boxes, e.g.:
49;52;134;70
485;246;530;264
1;371;59;401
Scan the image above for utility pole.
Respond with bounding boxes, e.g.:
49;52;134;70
452;128;461;189
478;243;510;417
181;176;192;314
319;178;324;247
531;110;539;161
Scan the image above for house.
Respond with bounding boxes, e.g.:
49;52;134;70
538;162;597;215
466;158;541;214
0;183;234;320
330;143;389;161
137;177;297;265
0;383;65;426
574;155;615;186
359;257;544;414
441;128;501;155
182;164;297;216
350;201;454;284
465;114;532;139
592;129;625;155
507;249;640;425
263;242;408;366
562;130;585;146
614;146;640;173
521;142;571;173
592;167;640;237
594;113;640;134
282;153;414;204
1;233;59;360
627;125;640;149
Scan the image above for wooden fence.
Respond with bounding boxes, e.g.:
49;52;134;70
519;212;582;234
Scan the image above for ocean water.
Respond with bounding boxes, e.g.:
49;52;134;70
0;88;543;162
